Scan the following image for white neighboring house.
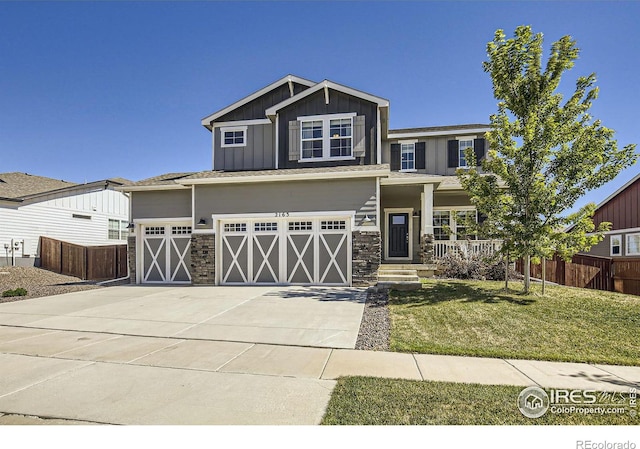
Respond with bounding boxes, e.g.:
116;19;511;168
0;172;130;267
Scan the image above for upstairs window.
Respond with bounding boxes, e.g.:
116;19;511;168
447;137;486;168
458;139;474;167
401;143;416;171
221;126;247;148
299;114;354;160
301;120;323;159
329;118;352;157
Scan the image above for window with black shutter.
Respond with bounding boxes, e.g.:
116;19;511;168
390;143;401;171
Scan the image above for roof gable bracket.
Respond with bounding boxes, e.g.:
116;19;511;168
288;77;294;97
324;82;329;104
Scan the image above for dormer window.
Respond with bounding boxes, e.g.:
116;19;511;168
299;113;355;161
221;126;247;148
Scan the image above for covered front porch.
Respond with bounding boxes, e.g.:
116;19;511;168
379;175;500;265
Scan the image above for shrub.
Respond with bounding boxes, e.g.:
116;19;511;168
438;247;517;281
2;288;28;297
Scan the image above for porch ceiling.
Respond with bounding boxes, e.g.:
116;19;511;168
380;184;424;199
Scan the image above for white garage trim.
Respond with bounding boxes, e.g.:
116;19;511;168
135;218;192;284
216;212;353;286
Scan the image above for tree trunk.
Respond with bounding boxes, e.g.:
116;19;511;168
541;257;546;295
524;254;531;293
504;251;509;291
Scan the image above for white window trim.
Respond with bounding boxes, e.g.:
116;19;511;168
432;206;477;241
457;138;475;168
610;234;622;256
298;113;356;161
400;141;417;172
220;126;248;148
108;218;128;240
625;233;640;256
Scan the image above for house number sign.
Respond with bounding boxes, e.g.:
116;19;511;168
274;212;290;217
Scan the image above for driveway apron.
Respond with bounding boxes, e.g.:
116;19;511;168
0;286;366;424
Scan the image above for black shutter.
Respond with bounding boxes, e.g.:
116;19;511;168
474;138;486;165
447;140;458;168
415;142;426;169
390;144;401;171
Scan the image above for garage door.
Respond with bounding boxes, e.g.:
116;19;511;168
219;217;351;286
141;224;192;283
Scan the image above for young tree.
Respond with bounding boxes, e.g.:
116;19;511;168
459;26;637;293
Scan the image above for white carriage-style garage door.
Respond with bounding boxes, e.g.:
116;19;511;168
219;216;351;286
141;224;192;283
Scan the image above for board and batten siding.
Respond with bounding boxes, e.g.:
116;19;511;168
130;189;192;220
194;178;378;229
277;89;379;169
591;177;640;231
215;82;311;122
214;123;274;171
382;136;488;176
0;187;129;260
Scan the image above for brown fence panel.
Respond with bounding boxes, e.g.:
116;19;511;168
87;246;116;281
116;245;127;278
39;236;127;281
568;254;612;291
60;241;87;279
517;254;613;292
612;259;640;296
39;237;62;273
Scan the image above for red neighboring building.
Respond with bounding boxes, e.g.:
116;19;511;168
581;172;640;258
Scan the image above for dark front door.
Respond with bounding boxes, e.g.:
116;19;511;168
388;213;409;258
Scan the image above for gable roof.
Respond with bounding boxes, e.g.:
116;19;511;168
265;79;389;118
0;172;76;200
0;172;131;203
200;75;316;128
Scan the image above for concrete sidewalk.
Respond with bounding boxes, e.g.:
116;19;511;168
0;284;637;424
0;330;637;424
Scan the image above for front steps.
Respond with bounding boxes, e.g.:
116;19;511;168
376;263;437;291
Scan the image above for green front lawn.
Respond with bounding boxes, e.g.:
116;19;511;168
390;280;640;366
321;377;637;425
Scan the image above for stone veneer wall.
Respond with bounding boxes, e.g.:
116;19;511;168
190;234;215;285
352;230;381;287
420;234;435;264
127;236;136;284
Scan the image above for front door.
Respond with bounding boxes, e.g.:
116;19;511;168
388;213;409;258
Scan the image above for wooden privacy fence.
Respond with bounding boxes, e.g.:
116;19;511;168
612;259;640;296
39;236;127;281
516;254;613;292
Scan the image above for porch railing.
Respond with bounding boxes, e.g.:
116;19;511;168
433;240;502;261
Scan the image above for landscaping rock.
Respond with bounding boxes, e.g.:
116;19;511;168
355;288;390;351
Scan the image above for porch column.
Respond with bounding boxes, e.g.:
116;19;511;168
421;183;435;264
422;183;434;235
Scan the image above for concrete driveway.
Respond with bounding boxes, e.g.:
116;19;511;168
0;286;366;424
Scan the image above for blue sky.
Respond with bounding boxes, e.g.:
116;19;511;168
1;1;638;212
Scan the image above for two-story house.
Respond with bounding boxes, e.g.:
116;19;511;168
122;75;492;286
